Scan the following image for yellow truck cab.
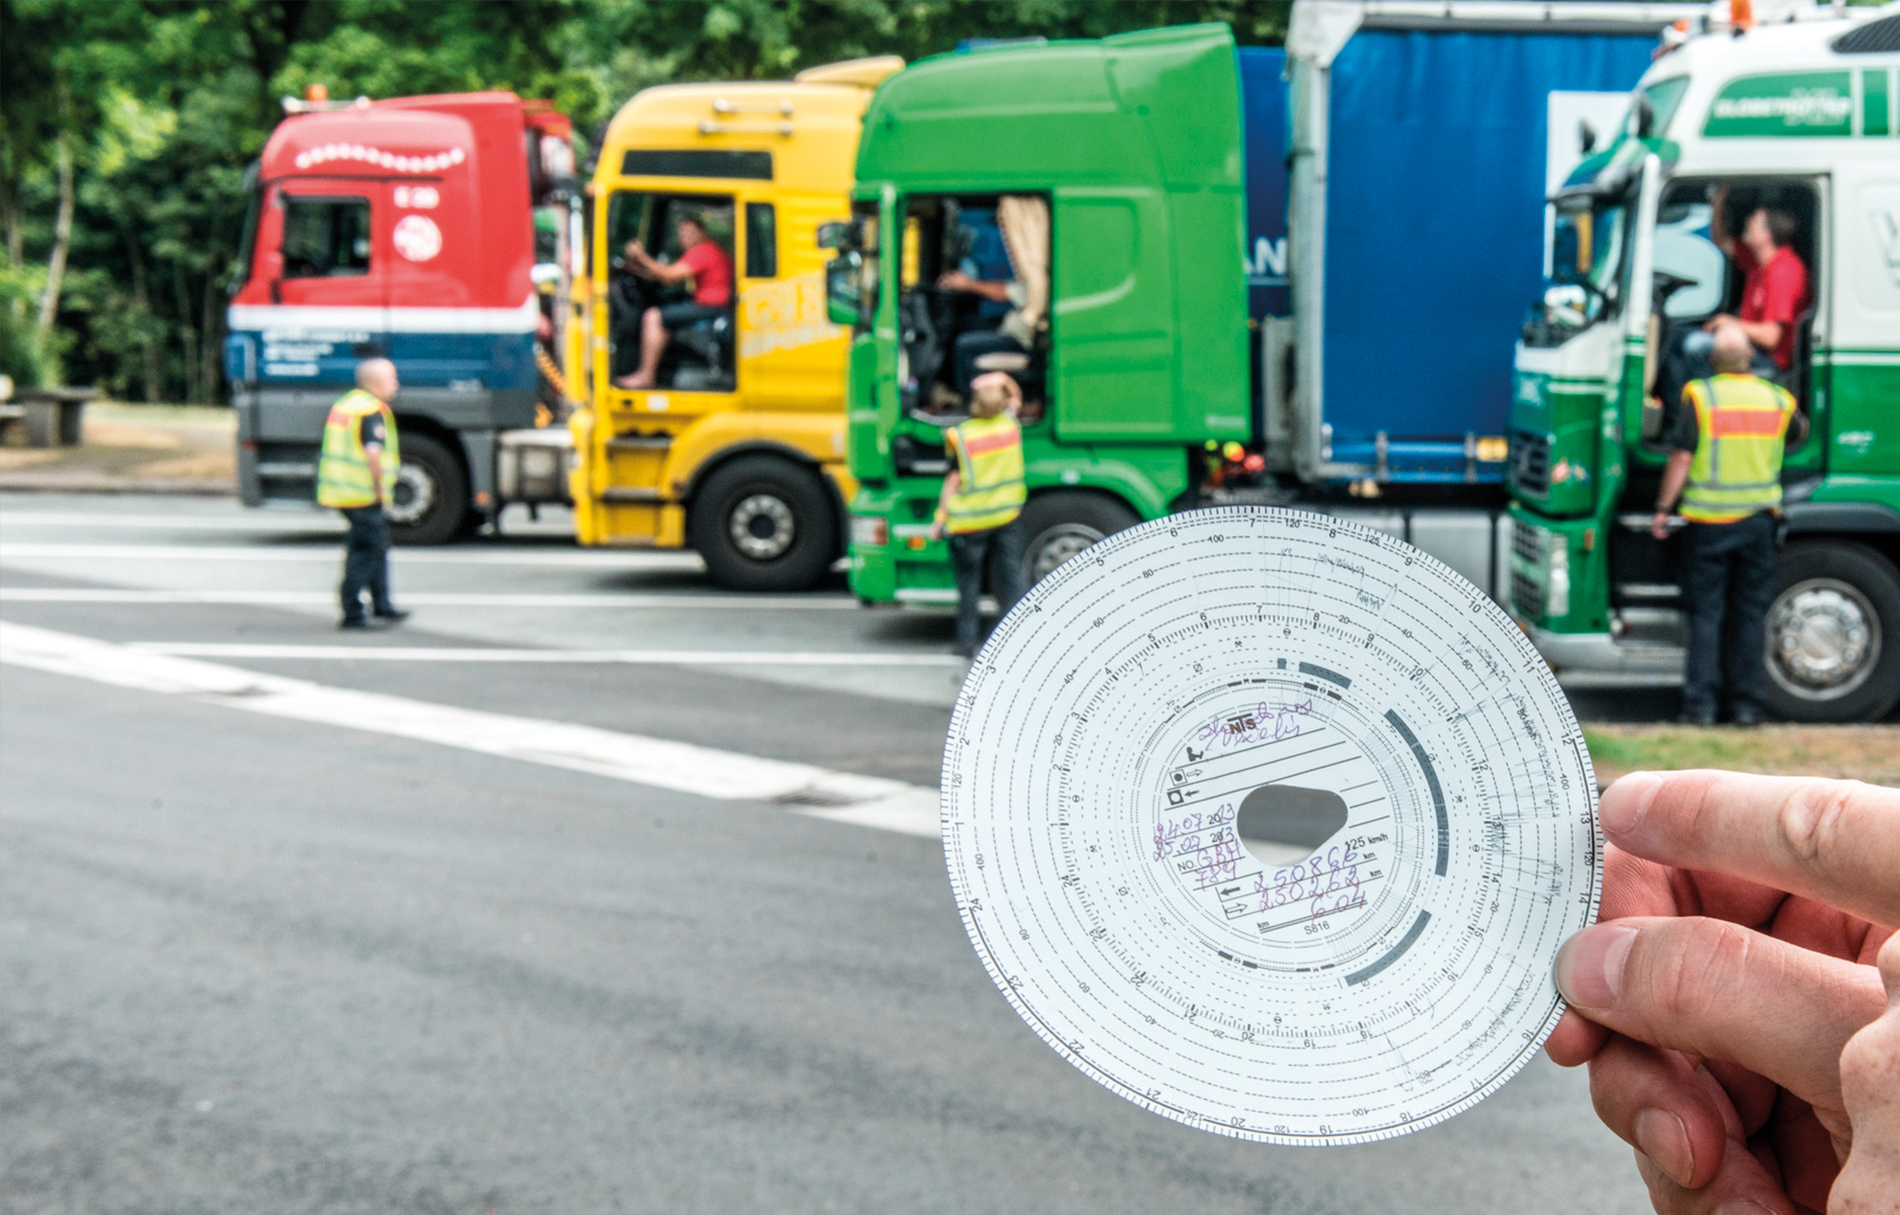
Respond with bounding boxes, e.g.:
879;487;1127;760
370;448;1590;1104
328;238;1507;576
569;57;901;590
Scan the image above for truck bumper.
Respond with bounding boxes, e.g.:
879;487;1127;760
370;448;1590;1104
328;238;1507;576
846;488;956;604
1519;622;1684;679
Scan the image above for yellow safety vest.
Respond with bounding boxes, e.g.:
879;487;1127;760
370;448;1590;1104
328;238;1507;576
315;388;400;508
1679;374;1795;524
945;414;1026;534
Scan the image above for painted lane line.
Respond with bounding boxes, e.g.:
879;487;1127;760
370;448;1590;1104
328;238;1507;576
0;543;704;568
0;510;346;532
0;621;940;839
124;642;966;667
0;588;859;610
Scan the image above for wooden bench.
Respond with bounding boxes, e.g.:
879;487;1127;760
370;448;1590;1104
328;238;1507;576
0;386;99;447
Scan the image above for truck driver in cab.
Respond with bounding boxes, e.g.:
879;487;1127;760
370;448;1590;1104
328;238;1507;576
1695;184;1810;381
613;211;734;391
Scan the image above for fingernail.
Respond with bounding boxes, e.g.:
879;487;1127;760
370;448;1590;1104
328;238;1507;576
1633;1109;1693;1187
1714;1203;1776;1215
1600;771;1662;839
1554;923;1639;1009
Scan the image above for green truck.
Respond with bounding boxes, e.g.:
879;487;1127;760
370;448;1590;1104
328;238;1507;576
1509;4;1900;722
831;25;1260;605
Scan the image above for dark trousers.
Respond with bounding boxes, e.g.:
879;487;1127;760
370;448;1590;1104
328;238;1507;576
949;517;1026;654
340;505;394;621
1681;512;1778;718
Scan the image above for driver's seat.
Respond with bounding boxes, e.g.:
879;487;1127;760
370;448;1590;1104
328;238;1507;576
1786;305;1817;412
667;311;734;392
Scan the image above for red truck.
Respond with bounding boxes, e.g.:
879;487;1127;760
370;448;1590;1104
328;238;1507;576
226;90;578;542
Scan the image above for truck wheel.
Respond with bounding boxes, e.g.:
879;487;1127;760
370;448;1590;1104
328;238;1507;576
386;432;468;547
1018;491;1141;586
691;455;836;592
1761;541;1900;723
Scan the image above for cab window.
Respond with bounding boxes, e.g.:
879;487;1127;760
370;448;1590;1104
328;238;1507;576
282;197;370;277
895;193;1050;423
604;189;737;392
745;203;777;278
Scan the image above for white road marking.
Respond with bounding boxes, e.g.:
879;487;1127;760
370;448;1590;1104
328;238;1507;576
0;510;344;532
0;621;941;839
126;642;965;667
0;543;704;568
0;588;859;610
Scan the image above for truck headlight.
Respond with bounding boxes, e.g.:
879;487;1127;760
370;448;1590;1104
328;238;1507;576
851;514;888;547
1546;534;1571;619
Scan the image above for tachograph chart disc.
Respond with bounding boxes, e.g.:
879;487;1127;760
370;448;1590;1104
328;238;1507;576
943;507;1600;1146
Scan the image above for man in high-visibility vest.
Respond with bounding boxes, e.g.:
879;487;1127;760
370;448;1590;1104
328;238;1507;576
931;372;1028;657
317;358;410;630
1651;324;1805;726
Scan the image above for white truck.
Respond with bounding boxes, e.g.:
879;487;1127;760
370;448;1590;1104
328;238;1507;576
1508;0;1900;721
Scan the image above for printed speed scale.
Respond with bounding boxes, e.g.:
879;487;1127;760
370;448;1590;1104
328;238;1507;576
944;507;1600;1146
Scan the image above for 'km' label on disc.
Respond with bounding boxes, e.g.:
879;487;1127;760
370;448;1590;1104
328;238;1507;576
944;507;1600;1146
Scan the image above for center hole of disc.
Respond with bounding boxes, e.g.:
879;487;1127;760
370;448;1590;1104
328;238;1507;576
1235;784;1350;867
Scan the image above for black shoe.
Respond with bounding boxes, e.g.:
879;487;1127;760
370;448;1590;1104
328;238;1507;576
338;616;379;631
952;642;977;659
1730;704;1765;727
372;608;411;624
1675;708;1716;727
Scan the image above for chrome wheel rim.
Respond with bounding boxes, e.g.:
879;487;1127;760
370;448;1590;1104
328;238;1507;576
730;493;795;561
385;462;436;527
1766;577;1880;702
1028;523;1106;583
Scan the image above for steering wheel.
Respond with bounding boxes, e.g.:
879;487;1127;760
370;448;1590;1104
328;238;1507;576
1651;269;1699;311
611;268;664;317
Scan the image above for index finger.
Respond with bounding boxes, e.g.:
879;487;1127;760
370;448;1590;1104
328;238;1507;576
1601;771;1900;929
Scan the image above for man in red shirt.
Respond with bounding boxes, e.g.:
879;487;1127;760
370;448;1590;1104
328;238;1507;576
1703;185;1809;375
613;212;734;390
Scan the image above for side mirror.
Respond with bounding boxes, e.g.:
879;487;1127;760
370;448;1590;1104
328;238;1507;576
817;220;859;251
825;252;861;327
1630;94;1655;139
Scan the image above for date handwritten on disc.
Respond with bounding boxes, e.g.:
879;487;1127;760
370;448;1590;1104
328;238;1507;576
943;508;1601;1146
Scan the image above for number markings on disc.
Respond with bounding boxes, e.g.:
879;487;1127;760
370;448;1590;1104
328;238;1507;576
944;508;1600;1146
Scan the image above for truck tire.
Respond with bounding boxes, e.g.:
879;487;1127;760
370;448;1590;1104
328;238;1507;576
386;432;468;547
691;455;836;592
1761;540;1900;723
1018;491;1141;587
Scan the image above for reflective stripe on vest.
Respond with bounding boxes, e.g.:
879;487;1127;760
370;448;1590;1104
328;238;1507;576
1679;374;1794;524
946;414;1026;534
315;388;401;508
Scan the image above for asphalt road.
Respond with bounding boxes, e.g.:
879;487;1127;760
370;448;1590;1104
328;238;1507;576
1;493;1653;1214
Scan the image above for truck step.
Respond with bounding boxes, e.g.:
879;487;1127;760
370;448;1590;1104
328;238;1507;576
607;434;673;451
599;486;668;504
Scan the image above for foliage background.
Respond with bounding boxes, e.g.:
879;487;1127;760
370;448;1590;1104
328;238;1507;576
1;0;1291;402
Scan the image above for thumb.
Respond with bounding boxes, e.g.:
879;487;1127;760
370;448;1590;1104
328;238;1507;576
1554;917;1884;1110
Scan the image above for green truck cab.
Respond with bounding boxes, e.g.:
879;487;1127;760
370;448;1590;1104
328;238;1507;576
831;25;1252;605
1507;7;1900;721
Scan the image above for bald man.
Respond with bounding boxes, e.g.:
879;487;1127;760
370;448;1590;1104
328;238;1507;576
1652;324;1804;725
315;359;411;629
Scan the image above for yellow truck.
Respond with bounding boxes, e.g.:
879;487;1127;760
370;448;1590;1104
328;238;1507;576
567;57;901;590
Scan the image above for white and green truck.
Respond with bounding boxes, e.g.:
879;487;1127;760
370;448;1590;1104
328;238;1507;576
1509;1;1900;722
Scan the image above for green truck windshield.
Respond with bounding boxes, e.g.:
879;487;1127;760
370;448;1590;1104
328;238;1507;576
1548;195;1629;327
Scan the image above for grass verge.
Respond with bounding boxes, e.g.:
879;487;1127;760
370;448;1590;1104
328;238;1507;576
1586;724;1900;788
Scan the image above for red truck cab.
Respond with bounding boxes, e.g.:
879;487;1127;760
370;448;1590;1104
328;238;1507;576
227;91;576;542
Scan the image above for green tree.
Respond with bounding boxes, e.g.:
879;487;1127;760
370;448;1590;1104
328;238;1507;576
4;0;1288;400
